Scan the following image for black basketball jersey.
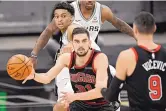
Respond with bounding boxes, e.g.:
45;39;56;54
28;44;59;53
69;49;112;105
126;45;166;111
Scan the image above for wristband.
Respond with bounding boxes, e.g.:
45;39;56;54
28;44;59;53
31;53;38;59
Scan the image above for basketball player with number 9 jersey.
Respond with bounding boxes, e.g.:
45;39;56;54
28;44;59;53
101;12;166;111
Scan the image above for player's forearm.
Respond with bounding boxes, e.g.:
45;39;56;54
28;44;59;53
33;73;51;84
111;16;136;40
101;76;124;102
74;88;102;101
31;27;54;55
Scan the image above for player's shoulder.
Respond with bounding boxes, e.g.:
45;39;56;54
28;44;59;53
72;22;82;27
93;52;109;68
58;53;71;62
94;52;108;62
68;22;82;30
119;48;135;61
96;52;107;58
57;53;72;66
100;4;113;20
101;4;109;9
101;4;112;13
60;53;71;59
67;22;82;34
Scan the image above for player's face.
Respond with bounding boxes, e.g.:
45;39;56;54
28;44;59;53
54;9;72;30
80;0;96;10
72;34;91;57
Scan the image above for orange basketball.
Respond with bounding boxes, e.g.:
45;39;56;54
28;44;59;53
6;54;33;80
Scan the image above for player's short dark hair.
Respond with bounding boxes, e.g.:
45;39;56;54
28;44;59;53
134;11;155;34
54;2;74;16
72;27;90;40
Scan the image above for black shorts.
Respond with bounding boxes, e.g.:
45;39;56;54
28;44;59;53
69;101;116;111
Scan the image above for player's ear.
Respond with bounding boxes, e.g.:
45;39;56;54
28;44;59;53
133;23;138;35
153;25;156;33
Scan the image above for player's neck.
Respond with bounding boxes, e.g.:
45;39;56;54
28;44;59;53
60;28;67;34
80;4;94;19
137;34;157;48
76;49;92;66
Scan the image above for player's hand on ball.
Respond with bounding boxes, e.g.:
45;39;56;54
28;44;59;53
22;65;35;84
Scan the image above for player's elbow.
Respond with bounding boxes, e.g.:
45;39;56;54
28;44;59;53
43;76;52;84
92;87;104;99
44;78;51;84
43;80;51;84
101;88;114;102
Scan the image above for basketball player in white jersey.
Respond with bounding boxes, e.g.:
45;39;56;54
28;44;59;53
71;0;104;43
30;0;135;63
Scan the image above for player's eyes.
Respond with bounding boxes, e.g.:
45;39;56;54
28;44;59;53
74;41;79;43
82;40;87;43
62;15;66;18
54;16;58;19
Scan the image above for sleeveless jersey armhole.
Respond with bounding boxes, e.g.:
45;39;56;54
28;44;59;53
131;48;138;62
68;52;74;69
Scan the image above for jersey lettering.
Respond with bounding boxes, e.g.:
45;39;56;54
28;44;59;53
75;84;93;93
142;59;166;71
87;26;99;32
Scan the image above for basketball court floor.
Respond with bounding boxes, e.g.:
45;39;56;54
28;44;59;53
0;33;166;111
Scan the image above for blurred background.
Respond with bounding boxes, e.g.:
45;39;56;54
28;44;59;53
0;1;166;111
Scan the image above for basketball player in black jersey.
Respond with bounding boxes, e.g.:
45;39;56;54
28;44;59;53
101;11;166;111
23;27;117;111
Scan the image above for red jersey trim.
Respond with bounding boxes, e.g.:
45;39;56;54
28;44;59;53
139;45;161;52
68;52;73;69
131;48;138;62
84;101;108;105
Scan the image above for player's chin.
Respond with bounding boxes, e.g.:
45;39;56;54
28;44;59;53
77;52;86;57
57;26;65;30
53;103;68;111
86;6;93;10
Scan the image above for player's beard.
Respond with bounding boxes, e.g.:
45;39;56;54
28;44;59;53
76;47;89;57
85;1;95;10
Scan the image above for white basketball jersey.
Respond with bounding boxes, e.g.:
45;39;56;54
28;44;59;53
60;21;101;51
71;1;102;41
61;21;82;47
61;31;68;47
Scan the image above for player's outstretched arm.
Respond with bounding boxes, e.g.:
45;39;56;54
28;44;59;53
101;50;130;102
101;5;136;40
23;53;70;84
70;53;109;101
31;19;59;56
30;19;59;67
